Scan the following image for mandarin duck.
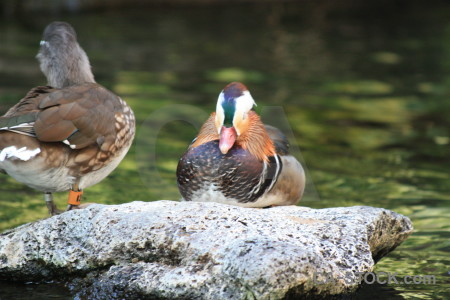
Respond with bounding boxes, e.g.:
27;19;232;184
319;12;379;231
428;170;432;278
0;21;135;215
176;82;305;207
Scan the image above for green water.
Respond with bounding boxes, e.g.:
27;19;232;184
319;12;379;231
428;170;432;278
0;2;449;299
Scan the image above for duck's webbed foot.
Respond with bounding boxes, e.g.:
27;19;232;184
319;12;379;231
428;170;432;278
67;203;95;211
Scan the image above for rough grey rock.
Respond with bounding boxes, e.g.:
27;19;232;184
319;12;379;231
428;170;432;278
0;201;413;299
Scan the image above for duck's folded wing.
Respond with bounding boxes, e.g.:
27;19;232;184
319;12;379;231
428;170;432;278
35;83;118;149
3;86;54;117
0;113;38;136
0;83;117;150
0;86;53;137
264;125;290;155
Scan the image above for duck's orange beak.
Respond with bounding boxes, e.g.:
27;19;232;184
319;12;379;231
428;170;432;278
219;126;237;154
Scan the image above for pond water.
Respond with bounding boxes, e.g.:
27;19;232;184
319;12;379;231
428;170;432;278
0;1;449;299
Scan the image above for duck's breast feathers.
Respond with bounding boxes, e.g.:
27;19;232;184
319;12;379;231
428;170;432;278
0;83;134;150
177;140;282;203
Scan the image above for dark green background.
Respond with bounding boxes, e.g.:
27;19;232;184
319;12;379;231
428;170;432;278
0;1;449;298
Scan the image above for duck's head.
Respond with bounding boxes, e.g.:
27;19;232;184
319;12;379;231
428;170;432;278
215;82;256;154
36;21;95;88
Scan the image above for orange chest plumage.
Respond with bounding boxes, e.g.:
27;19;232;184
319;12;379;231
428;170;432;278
191;111;276;162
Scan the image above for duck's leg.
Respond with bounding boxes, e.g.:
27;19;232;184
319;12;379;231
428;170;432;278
44;192;62;216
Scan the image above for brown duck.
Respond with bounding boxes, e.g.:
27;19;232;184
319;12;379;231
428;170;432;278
0;22;135;215
177;82;305;207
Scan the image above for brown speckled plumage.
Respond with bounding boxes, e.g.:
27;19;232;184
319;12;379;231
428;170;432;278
0;21;135;215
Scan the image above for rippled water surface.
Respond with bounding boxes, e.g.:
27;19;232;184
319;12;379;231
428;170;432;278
0;1;449;299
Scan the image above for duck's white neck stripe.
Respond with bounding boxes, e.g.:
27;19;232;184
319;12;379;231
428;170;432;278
0;146;41;162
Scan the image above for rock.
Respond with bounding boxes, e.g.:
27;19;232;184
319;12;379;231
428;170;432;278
0;201;413;299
